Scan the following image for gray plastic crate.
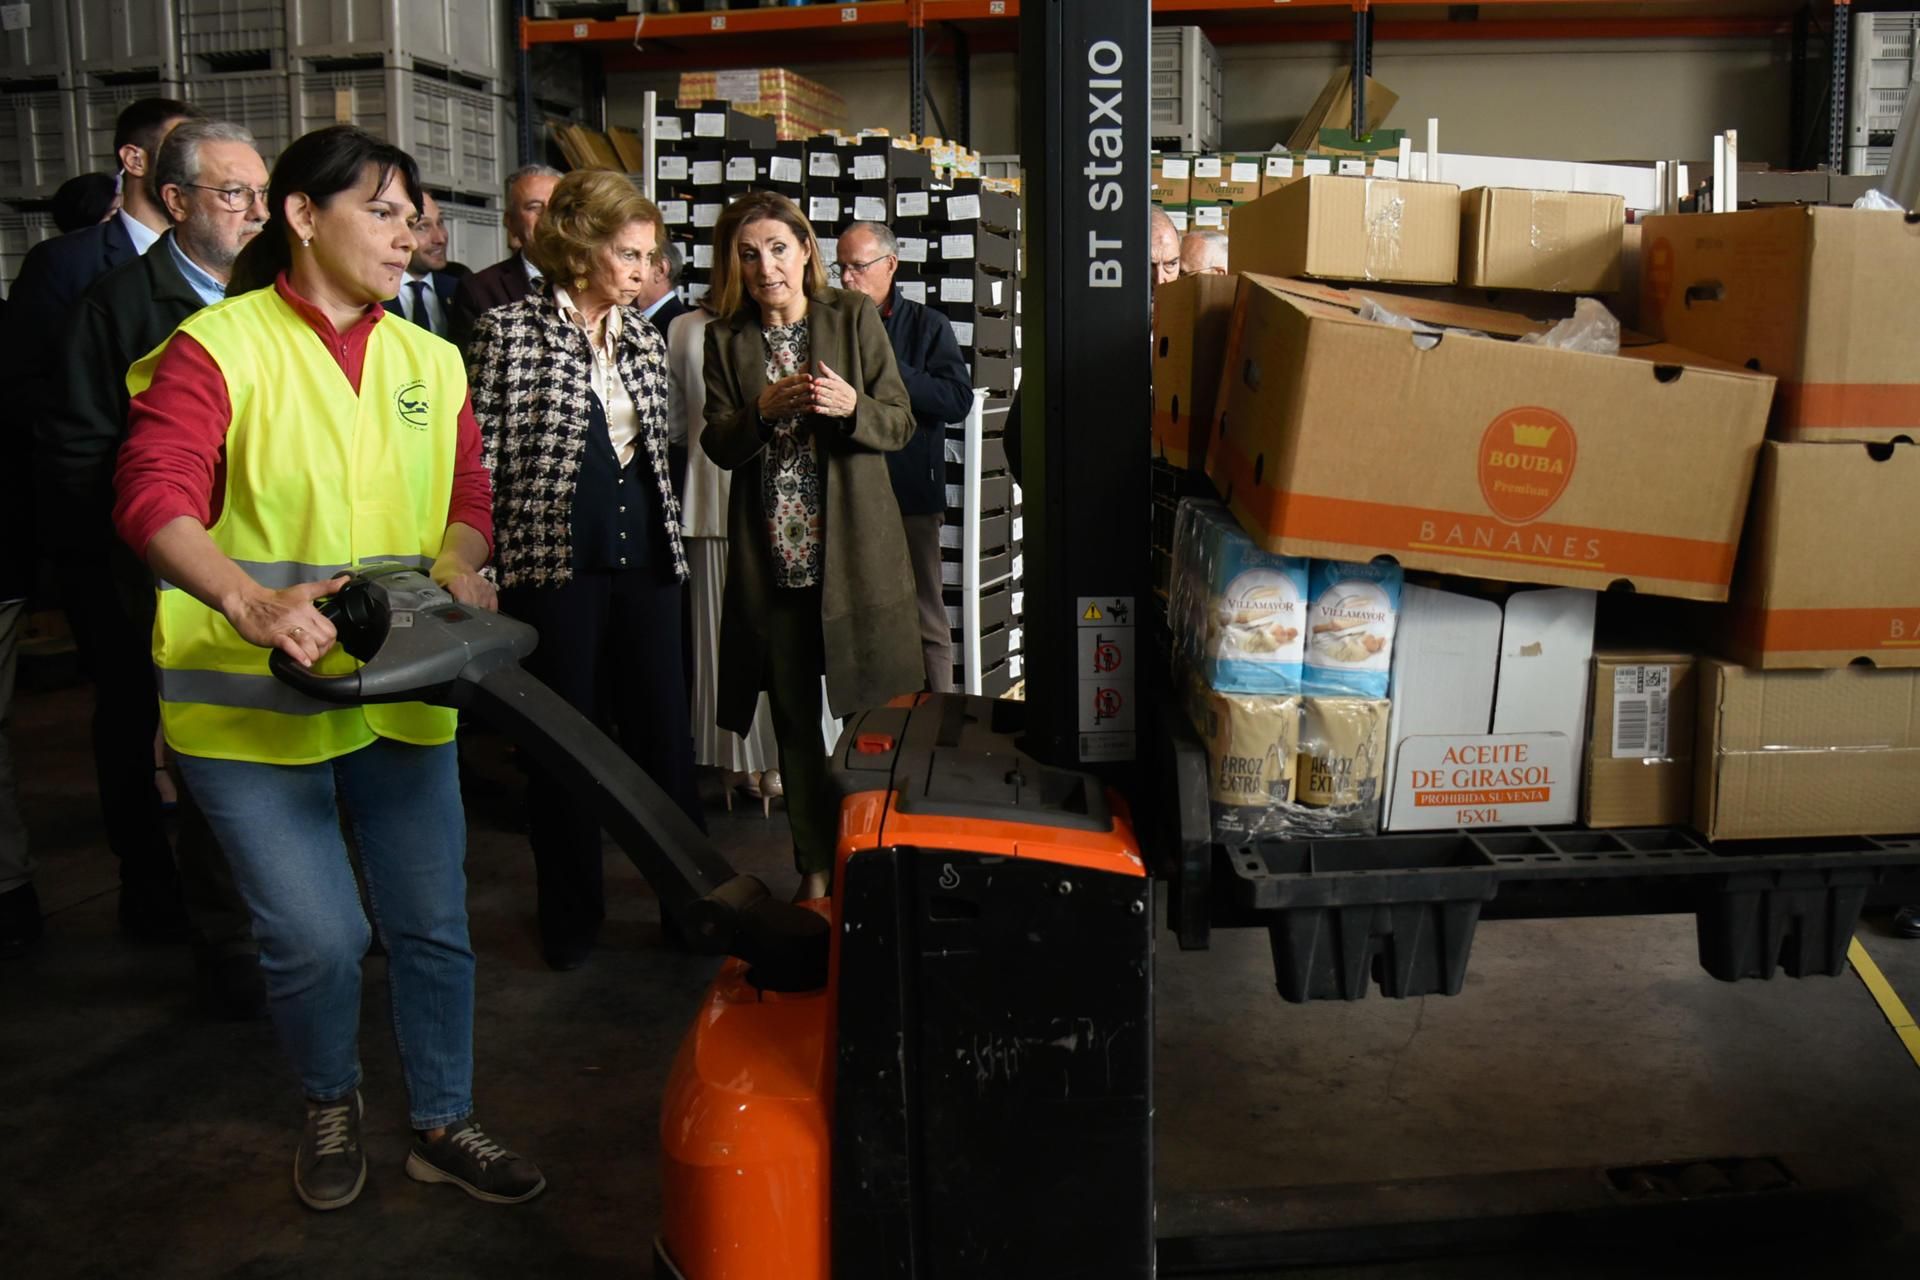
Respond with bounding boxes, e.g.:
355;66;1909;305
0;0;72;85
0;89;78;199
293;67;505;196
184;70;293;163
179;0;287;62
1151;25;1222;153
440;195;506;272
81;78;183;175
289;0;503;83
0;206;60;297
70;0;181;80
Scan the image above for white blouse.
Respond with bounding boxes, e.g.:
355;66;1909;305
554;285;640;467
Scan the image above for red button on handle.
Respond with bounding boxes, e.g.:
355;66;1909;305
855;733;895;755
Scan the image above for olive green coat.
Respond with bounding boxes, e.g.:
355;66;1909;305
701;287;923;736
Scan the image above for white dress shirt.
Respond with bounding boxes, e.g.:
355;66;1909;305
399;271;446;335
119;208;161;256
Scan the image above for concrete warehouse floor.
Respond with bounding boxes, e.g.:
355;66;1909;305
5;666;1920;1279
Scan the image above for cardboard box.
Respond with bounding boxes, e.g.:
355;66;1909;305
1227;176;1461;286
1382;584;1595;831
1459;187;1625;293
1151;273;1240;470
1695;659;1920;841
1195;155;1263;205
1152;152;1193;206
1260;155;1301;198
1728;441;1920;669
1205;275;1775;601
1640;208;1920;442
1285;69;1398;155
1583;650;1696;828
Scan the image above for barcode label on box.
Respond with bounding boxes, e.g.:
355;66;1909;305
809;152;841;177
691;160;723;185
853;154;887;180
657;155;689;180
768;155;802;184
942;276;975;303
694;112;726;138
946;194;981;222
693;243;714;269
659;200;689;225
809;197;840;222
854;196;888;221
726;156;757;181
655;116;684;141
900;280;928;304
1303;157;1332;175
1161;157;1190;180
1611;666;1671;759
1230;162;1259;183
1266;156;1295;178
1192;157;1222;178
896;191;930;218
897;237;929;263
692;203;722;229
951;321;974;346
941;234;975;259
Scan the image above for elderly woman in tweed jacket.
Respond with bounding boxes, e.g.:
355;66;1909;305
467;169;703;972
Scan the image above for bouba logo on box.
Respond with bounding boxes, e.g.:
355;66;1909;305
1478;407;1576;524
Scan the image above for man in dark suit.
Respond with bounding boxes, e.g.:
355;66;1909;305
0;96;199;947
448;163;561;353
38;120;273;1009
836;220;977;694
634;238;689;339
384;192;459;338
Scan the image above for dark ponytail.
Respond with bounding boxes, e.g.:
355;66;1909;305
229;125;424;294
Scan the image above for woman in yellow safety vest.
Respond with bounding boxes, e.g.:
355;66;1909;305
112;125;543;1214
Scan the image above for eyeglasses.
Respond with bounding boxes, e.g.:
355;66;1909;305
183;183;270;211
837;253;895;279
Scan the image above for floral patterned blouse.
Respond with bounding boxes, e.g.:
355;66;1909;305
761;319;824;588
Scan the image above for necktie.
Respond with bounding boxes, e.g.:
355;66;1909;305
408;279;435;334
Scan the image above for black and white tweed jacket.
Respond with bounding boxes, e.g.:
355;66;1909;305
467;282;689;589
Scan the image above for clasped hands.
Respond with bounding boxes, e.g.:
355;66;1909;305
759;360;857;422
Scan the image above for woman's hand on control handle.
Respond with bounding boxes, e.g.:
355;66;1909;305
758;374;811;421
224;574;347;668
808;361;857;419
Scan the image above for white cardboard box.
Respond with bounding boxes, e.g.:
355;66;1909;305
1384;585;1596;830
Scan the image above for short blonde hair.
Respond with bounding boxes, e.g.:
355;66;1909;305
709;190;830;320
526;168;663;285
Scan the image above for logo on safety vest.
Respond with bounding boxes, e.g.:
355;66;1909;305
395;380;430;430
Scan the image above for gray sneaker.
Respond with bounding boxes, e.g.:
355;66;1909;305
405;1118;546;1204
295;1092;366;1211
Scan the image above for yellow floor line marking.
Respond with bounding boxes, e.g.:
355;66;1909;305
1849;937;1920;1069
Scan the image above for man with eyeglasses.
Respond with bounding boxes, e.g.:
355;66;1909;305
0;96;201;962
19;120;272;1014
835;220;975;693
382;193;458;337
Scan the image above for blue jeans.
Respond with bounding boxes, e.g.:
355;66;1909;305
177;738;474;1129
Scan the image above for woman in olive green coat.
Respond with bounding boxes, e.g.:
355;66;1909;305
700;191;922;899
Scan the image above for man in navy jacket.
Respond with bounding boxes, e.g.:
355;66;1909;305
837;221;976;692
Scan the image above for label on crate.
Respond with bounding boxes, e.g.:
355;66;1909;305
693;202;722;228
945;194;981;222
693;112;726;138
655;115;684;141
942;277;975;304
691;160;723;185
951;322;975;346
900;280;928;305
1303;157;1332;176
1014;324;1022;349
714;68;762;104
988;279;1005;308
657;154;689;181
1266;155;1294;178
854;196;888;221
1161;157;1191;180
897;237;929;263
853;153;888;180
1230;162;1259;183
659;200;690;225
809;152;841;177
1610;665;1672;759
726;156;757;181
694;243;714;269
897;190;931;218
1192;156;1223;179
941;234;975;260
809;197;840;222
768;155;802;184
1387;733;1575;830
1373;158;1399;178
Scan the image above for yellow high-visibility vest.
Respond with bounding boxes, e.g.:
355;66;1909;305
130;285;466;765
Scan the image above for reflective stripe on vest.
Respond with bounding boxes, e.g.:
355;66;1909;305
132;288;466;765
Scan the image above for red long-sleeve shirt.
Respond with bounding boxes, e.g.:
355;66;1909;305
113;272;494;560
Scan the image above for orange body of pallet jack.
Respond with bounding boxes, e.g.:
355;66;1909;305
656;785;1144;1279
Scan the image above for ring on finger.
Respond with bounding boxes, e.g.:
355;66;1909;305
291;626;305;637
